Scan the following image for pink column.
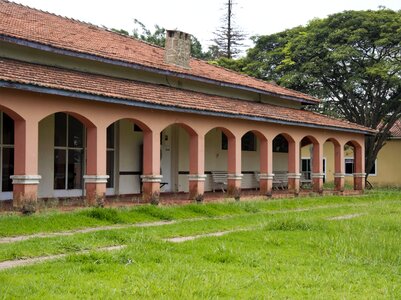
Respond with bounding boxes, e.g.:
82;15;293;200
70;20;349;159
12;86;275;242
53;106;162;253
287;139;301;195
353;144;365;191
11;118;41;208
84;125;109;206
141;130;161;203
259;138;273;196
188;133;206;200
227;134;242;198
334;142;345;193
311;142;324;194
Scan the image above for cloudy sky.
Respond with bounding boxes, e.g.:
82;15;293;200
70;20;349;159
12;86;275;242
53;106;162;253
11;0;401;51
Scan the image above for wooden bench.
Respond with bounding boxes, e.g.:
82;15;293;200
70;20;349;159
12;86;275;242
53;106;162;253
211;171;228;192
273;171;288;190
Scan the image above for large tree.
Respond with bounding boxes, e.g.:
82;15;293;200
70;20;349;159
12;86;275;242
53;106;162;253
234;9;401;181
212;0;246;58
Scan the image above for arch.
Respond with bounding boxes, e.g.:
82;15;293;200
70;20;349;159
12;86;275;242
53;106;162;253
0;104;24;121
161;122;198;137
272;132;295;144
325;137;341;148
300;135;319;147
345;140;362;150
241;130;268;179
242;129;267;142
39;111;96;128
206;126;235;139
107;117;151;133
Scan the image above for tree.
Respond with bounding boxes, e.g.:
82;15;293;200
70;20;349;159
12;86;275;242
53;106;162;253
234;9;401;181
111;20;212;60
212;0;246;59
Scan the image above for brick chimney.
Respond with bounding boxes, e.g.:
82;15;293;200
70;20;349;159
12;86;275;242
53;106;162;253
164;30;191;68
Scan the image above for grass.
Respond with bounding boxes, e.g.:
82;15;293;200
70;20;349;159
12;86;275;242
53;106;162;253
0;189;400;298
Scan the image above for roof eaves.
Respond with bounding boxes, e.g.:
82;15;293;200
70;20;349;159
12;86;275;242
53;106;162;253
0;34;318;105
0;80;373;135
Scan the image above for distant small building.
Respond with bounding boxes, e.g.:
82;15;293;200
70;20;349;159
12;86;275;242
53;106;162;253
0;1;374;208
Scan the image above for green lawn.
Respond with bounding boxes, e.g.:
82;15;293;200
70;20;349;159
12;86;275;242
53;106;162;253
0;189;400;298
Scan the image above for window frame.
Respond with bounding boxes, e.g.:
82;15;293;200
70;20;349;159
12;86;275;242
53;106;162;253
0;112;14;199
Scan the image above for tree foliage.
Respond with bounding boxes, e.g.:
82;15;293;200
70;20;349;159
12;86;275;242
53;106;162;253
212;0;246;59
111;19;214;60
231;9;401;180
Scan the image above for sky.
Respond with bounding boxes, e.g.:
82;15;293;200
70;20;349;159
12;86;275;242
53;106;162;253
11;0;401;52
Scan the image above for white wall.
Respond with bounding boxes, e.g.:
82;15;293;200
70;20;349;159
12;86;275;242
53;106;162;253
118;119;143;195
38;115;54;198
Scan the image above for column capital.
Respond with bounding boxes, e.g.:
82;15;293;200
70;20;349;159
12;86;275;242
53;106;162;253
140;175;163;183
227;173;243;180
83;175;109;183
287;173;302;179
11;175;41;185
188;174;207;181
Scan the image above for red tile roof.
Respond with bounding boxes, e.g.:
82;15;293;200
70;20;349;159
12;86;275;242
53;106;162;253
390;120;401;138
0;0;319;104
0;58;374;134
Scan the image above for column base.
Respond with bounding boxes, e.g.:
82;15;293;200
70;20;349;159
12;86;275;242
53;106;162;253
141;175;162;204
11;175;41;210
188;174;207;201
334;173;345;192
353;173;366;191
84;175;109;206
227;174;243;199
288;173;301;195
259;173;274;196
311;173;325;194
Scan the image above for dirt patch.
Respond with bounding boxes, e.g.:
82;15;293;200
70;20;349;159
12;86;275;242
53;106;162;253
0;245;125;271
164;228;251;243
0;220;175;244
327;213;366;220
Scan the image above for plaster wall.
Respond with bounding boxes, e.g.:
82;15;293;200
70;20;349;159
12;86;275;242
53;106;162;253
0;88;366;198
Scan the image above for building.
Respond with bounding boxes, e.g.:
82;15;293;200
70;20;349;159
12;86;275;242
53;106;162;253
0;1;374;208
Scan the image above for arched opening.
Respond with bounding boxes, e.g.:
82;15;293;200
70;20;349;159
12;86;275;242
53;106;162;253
271;133;294;190
323;138;342;191
240;130;267;190
0;111;15;200
159;123;196;194
204;127;235;192
299;135;322;190
105;118;150;197
38;112;93;198
344;140;364;190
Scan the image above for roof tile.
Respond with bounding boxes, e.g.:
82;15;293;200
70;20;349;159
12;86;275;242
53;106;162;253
0;58;374;134
0;0;319;104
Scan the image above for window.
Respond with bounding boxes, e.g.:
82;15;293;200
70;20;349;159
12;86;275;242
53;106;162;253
345;158;354;175
345;158;377;176
54;113;84;190
273;135;288;153
106;124;115;188
222;132;257;151
301;158;327;182
241;132;256;151
0;112;14;192
221;132;228;150
301;158;311;180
